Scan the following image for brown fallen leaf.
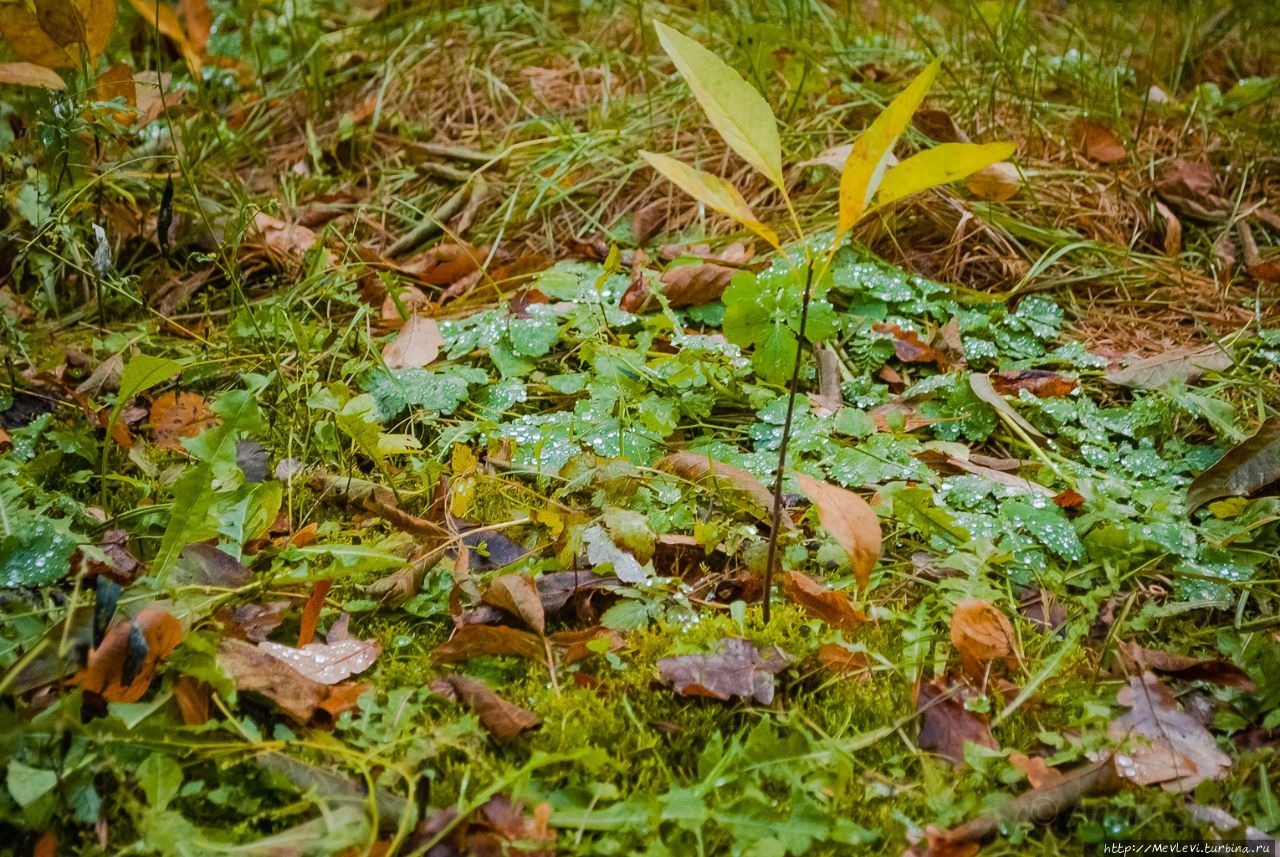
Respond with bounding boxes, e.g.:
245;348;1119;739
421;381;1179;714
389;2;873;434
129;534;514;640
1069;118;1126;164
916;678;997;766
656;452;794;531
966;162;1020;201
1105;344;1234;389
258;624;381;685
620;242;754;312
1155;159;1231;220
547;626;622;664
431;673;541;740
0;61;66;89
989;370;1077;398
124;0;201;73
0;0;115;68
1116;641;1256;691
782;571;866;631
1186;417;1280;514
657;638;790;704
1052;489;1085;509
92;61;135;106
149;390;217;452
173;675;211;725
482;574;545;635
175;0;211;55
297;578;332;647
250;212;331;270
218;638;326;722
1154;200;1182;256
382;315;443;369
969;372;1046;440
433;624;547;665
231;600;289;642
632;200;669;244
398;242;485;286
951;598;1017;666
873;323;938;363
792;472;881;589
71;605;182;702
1109;671;1231;792
1008;751;1065;788
408;795;554;857
818;643;871;680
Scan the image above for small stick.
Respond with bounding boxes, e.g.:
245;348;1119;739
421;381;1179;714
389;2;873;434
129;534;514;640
386;181;474;257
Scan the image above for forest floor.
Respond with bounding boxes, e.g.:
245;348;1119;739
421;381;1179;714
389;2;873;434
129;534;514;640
3;1;1280;855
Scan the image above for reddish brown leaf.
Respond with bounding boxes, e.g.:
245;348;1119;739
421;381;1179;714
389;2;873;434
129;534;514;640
173;675;211;725
314;681;371;725
782;571;866;631
33;831;56;857
409;796;554;857
792;472;881;589
175;0;211;53
1109;671;1231;791
620;243;753;312
149;390;217;452
1116;642;1255;692
916;678;997;766
382;315;443;369
1069;118;1126;164
92;61;135;105
989;370;1077;398
72;605;182;702
432;624;546;665
297;578;331;647
656;637;790;704
1052;489;1085;509
217;638;326;723
482;574;546;634
398;242;485;285
873;323;938;363
950;599;1017;671
547;626;622;664
431;674;541;740
818;643;871;680
1008;751;1065;788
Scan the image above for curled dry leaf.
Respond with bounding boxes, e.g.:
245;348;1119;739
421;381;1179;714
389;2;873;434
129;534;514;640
632;199;669;244
382;315;443;369
1105;344;1233;389
431;673;541;740
966;162;1020;201
409;795;554;857
657;637;790;704
989;370;1077;398
1186;417;1280;514
792;472;881;589
873;323;938;363
1069;118;1126;164
258;634;381;685
482;574;546;634
1116;641;1255;691
950;598;1017;669
781;571;866;631
71;605;182;702
1109;671;1231;792
296;578;332;647
656;452;794;531
1154;200;1182;256
916;678;997;766
149;390;217;452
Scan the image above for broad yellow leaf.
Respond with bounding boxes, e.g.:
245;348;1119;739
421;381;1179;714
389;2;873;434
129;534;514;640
640;151;780;249
654;22;784;189
838;58;941;234
125;0;202;73
873;141;1016;209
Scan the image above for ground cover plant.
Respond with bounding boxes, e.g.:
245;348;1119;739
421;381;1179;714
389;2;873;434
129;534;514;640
2;0;1280;854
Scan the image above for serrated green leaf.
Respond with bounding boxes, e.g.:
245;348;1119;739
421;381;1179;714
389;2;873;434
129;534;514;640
639;151;780;249
654;21;784;188
838;58;941;234
874;141;1016;209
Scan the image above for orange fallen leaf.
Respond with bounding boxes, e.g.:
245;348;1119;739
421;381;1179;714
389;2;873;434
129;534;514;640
72;605;182;702
149;390;217;451
966;162;1020;201
0;61;65;89
782;571;866;631
1069;118;1126;164
297;578;332;647
792;472;881;589
950;598;1017;673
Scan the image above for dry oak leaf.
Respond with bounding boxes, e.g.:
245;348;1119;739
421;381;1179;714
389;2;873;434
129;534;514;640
0;0;115;68
1069;118;1126;164
950;598;1018;666
657;638;791;704
71;605;181;702
431;673;541;740
382;315;443;370
149;390;218;451
1109;671;1231;792
916;678;997;766
792;472;881;589
0;61;65;89
257;634;381;685
398;242;485;286
782;571;866;632
656;452;795;531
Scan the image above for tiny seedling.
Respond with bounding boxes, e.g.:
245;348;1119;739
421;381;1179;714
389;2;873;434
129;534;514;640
640;21;1015;620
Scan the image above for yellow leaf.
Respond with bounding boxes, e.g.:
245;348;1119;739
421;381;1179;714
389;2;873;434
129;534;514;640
639;151;780;249
125;0;202;73
0;0;114;68
654;21;784;189
0;61;65;89
838;58;941;235
873;141;1016;209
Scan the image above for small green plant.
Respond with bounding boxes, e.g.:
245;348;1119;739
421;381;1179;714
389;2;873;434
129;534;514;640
640;21;1014;619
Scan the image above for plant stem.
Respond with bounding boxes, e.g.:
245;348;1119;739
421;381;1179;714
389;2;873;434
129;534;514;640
762;257;816;623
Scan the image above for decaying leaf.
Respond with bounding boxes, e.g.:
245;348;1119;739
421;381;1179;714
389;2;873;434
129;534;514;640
1069;118;1126;164
782;570;866;631
382;315;443;369
1116;641;1255;691
231;601;289;642
482;574;546;634
258;627;380;685
1186;417;1280;513
657;452;795;531
1155;159;1231;220
989;370;1077;398
218;638;327;722
657;637;790;704
1108;671;1231;792
149;390;217;452
916;678;997;766
433;624;546;665
873;323;938;363
71;605;181;702
620;242;754;312
950;598;1017;671
1105;344;1233;389
792;472;881;589
124;0;202;72
249;212;331;269
407;795;554;857
431;673;541;740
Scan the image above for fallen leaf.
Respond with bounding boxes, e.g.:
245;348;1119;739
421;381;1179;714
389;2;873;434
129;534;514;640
258;633;380;685
966;162;1020;201
314;681;369;725
431;673;541;740
382;315;443;369
1155;159;1231;220
0;0;114;68
432;624;546;665
1105;345;1234;389
989;370;1077;398
782;570;866;631
92;62;135;105
149;390;217;451
124;0;201;72
873;322;938;363
818;643;871;680
657;638;790;704
1052;489;1086;509
218;638;326;722
916;678;997;766
620;242;753;312
1116;641;1255;691
173;675;211;725
1108;671;1231;792
1069;118;1126;164
0;61;65;89
547;626;622;664
1154;200;1182;256
408;796;554;857
656;452;794;531
482;574;545;634
942;455;1054;497
297;579;332;647
969;372;1046;440
250;212;330;270
1186;417;1280;513
792;472;881;589
914;109;968;143
1008;751;1065;788
71;605;182;702
398;242;484;285
172;544;253;588
583;523;647;583
632;200;668;243
231;601;289;642
950;598;1017;671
